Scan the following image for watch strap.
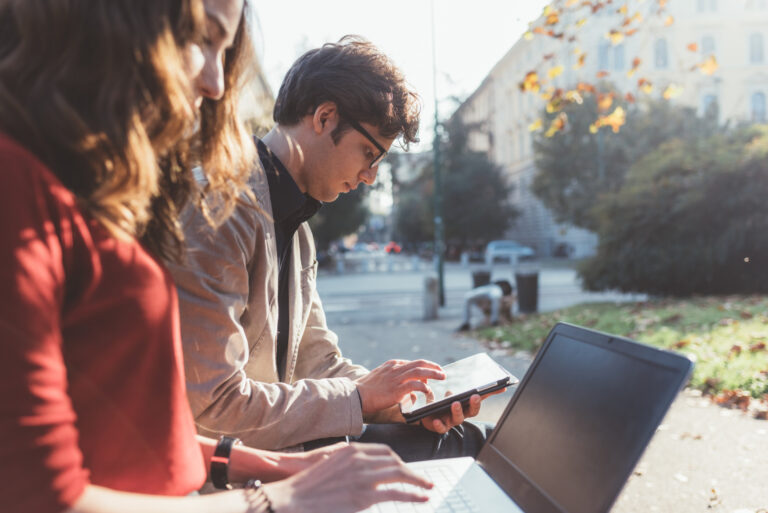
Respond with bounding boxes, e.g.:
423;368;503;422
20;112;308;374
211;436;241;489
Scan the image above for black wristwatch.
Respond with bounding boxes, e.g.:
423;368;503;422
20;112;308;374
211;436;241;489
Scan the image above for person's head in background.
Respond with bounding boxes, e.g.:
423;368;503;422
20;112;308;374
494;280;514;297
267;35;421;203
0;0;212;231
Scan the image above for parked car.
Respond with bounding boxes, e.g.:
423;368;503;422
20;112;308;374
484;240;535;265
384;241;402;254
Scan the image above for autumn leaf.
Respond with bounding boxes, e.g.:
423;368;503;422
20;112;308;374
625;28;639;36
627;57;642;77
566;0;579;6
565;90;584;104
546;98;563;113
662;84;684;99
601;106;626;133
524;31;534;41
658;0;668;7
544;112;567;137
519;71;540;92
625;92;636;103
687;42;699;52
596;70;610;78
606;29;624;45
664;15;674;26
576;18;588;28
597;92;614;111
574;53;587;70
528;118;543;132
533;26;548;35
548;65;564;79
546;13;560;25
699;55;719;75
638;77;654;94
577;82;596;94
632;12;643;23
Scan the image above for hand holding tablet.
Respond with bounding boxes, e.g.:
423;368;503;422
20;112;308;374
399;353;518;424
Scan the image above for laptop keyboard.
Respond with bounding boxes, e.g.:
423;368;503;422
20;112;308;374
369;464;479;513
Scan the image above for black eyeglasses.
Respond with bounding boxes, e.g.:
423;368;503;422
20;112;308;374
347;119;388;168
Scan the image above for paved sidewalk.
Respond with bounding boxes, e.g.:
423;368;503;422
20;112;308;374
328;279;767;512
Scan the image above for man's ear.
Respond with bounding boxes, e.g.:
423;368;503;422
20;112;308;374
312;101;339;134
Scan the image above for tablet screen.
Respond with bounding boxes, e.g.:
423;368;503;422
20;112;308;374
400;353;513;414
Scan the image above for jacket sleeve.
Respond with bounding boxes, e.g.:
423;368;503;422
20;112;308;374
169;193;365;450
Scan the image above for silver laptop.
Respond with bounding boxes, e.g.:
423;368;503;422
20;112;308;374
364;322;694;513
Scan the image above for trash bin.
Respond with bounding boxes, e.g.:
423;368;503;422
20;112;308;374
471;269;491;288
515;271;539;314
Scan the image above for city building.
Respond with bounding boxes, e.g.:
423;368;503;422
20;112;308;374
454;0;768;258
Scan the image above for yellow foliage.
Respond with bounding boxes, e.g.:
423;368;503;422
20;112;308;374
574;53;587;70
699;55;719;76
528;119;543;132
544;113;567;137
606;30;625;45
662;84;684;100
548;65;564;79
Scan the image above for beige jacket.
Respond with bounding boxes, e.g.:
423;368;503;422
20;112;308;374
167;162;368;450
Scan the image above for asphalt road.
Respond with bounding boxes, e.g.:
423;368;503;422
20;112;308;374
318;259;768;513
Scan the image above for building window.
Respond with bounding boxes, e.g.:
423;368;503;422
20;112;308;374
702;94;718;117
701;35;716;57
750;33;764;64
655;38;668;69
752;92;767;122
614;44;625;71
598;41;610;70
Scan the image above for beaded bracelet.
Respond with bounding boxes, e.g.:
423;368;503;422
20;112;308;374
244;479;275;513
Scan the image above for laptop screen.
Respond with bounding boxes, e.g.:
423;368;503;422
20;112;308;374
485;330;686;513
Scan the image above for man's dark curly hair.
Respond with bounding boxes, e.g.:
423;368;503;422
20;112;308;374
273;35;420;147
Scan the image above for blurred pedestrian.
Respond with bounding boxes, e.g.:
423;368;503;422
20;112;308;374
457;280;516;332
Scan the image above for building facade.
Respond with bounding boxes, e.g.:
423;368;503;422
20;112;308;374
455;0;768;257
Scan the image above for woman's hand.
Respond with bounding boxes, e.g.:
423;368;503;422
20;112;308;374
263;443;432;513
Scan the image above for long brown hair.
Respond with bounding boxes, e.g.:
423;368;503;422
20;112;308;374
0;0;205;243
144;3;258;261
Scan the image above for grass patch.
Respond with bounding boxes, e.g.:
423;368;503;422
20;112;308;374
477;296;768;413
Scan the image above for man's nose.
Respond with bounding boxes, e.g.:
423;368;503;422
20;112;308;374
359;166;378;186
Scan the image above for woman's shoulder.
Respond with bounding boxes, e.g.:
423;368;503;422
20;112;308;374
0;133;76;206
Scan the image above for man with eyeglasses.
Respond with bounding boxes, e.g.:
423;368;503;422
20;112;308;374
169;36;495;462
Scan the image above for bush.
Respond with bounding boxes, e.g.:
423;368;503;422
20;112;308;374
580;126;768;296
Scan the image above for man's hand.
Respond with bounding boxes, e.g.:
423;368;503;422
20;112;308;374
419;387;507;434
356;359;445;422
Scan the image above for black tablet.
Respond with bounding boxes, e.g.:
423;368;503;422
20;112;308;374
400;353;518;424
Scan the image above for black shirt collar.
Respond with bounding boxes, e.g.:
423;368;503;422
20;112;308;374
256;137;321;225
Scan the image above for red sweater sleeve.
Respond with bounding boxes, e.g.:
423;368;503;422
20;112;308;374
0;140;89;512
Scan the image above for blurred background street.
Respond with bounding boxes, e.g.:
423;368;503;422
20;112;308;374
322;260;767;513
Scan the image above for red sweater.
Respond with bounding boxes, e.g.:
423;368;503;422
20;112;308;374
0;135;206;512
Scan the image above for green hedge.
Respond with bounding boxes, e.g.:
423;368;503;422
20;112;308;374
580;126;768;296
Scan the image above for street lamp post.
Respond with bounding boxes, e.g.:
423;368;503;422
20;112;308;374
431;0;445;306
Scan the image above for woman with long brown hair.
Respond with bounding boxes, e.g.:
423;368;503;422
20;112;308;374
0;1;431;512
